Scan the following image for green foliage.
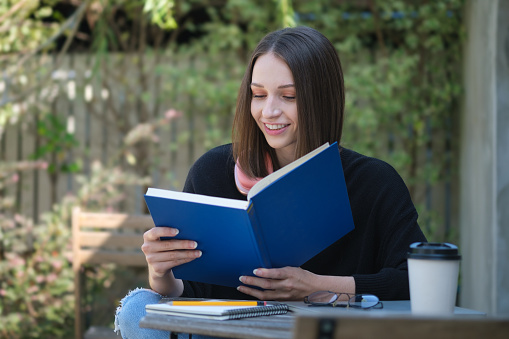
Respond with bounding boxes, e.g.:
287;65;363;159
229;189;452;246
0;0;61;54
0;0;465;336
144;0;178;29
31;113;81;175
0;198;75;338
276;0;297;27
0;160;151;338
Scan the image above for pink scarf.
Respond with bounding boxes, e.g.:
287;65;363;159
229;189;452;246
234;154;273;196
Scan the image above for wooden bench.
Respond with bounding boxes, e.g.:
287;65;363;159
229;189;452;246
72;207;153;339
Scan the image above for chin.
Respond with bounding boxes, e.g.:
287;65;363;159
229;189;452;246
265;139;285;150
265;139;295;151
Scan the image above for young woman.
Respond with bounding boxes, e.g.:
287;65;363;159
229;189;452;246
115;26;426;338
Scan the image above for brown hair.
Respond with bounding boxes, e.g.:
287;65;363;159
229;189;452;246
232;26;345;178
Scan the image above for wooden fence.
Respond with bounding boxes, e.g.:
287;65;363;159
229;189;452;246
0;53;457;241
1;53;229;218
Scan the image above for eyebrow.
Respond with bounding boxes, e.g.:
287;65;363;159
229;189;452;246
250;83;295;89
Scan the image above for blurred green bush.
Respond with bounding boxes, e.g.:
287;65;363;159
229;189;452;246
0;0;464;337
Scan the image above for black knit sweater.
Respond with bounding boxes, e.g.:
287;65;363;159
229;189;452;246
180;144;426;300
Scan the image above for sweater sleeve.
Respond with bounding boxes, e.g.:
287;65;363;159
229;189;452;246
349;157;427;300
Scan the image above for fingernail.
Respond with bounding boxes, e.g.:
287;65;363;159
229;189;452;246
239;276;244;282
253;269;259;275
196;250;202;257
173;229;179;235
192;241;198;248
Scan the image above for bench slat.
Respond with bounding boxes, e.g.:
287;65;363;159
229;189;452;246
78;213;153;230
79;231;144;249
78;249;147;266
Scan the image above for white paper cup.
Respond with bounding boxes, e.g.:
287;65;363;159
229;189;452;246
407;242;461;316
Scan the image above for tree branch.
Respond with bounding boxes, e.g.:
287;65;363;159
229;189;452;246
1;1;90;107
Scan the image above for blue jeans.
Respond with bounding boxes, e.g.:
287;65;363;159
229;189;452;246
115;288;219;339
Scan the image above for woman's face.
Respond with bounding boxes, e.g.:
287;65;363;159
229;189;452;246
250;53;298;166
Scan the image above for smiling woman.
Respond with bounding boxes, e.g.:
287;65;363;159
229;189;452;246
115;26;427;339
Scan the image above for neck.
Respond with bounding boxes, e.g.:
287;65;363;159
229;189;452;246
275;148;296;167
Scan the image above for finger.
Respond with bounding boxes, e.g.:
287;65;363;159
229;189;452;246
144;226;180;241
253;267;289;280
142;238;198;255
157;239;199;251
146;249;202;268
239;274;278;290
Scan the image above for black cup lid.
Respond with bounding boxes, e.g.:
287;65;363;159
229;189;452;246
407;242;461;260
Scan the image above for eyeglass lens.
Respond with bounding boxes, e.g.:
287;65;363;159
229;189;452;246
348;294;379;308
306;291;379;308
307;291;339;304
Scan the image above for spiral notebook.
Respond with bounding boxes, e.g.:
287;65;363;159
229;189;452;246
145;302;289;320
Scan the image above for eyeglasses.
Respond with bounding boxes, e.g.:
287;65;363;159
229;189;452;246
304;291;383;309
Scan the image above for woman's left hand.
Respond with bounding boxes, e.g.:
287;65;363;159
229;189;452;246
237;266;320;301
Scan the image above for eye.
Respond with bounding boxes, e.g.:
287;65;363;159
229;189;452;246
283;96;295;100
252;94;266;99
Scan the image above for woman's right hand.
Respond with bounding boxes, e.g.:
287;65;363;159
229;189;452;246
142;226;202;296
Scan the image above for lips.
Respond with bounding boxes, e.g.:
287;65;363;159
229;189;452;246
264;123;289;130
263;123;290;136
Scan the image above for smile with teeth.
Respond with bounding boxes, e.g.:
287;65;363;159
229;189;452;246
265;123;289;130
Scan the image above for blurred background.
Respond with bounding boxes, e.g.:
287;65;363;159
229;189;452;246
0;0;507;337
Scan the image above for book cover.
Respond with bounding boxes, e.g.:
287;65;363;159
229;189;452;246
144;142;355;287
145;303;289;320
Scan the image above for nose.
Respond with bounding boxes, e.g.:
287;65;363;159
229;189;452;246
261;97;282;119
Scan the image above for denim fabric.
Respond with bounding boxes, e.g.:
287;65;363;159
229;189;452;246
115;288;220;339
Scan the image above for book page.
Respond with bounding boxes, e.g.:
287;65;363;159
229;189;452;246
247;142;330;201
147;188;249;209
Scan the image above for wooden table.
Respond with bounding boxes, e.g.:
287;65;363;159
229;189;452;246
139;301;489;339
141;312;293;339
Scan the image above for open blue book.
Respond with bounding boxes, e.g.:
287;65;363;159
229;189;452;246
144;142;355;287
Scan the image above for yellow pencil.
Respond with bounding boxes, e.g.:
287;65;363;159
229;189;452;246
167;301;267;306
